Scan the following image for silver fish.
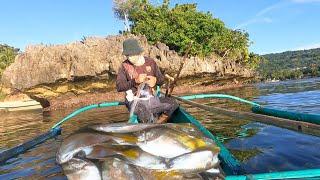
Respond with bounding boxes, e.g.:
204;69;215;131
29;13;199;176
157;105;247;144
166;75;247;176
165;123;203;136
101;157;143;180
86;144;219;174
89;125;195;158
97;122;215;145
90;123;217;158
164;123;217;146
86;144;168;170
56;133;113;164
168;149;219;173
135;127;217;158
62;158;101;180
90;123;162;133
90;123;201;135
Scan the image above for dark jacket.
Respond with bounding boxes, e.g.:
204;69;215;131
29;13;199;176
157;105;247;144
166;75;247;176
116;57;164;93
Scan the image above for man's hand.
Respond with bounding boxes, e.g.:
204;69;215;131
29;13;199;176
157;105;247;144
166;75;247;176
146;76;157;87
135;74;147;84
165;74;175;81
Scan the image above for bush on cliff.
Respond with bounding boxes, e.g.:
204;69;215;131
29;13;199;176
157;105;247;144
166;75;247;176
0;44;18;77
122;1;260;68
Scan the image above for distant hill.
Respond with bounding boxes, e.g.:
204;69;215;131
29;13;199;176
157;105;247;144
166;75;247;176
258;48;320;80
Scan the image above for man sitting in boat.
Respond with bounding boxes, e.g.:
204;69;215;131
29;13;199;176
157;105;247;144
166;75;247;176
116;38;179;123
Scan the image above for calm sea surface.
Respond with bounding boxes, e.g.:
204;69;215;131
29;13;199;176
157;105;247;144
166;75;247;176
1;77;320;179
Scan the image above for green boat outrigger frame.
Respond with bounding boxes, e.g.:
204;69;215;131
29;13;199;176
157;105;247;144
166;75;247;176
127;92;320;179
129;106;320;179
1;93;320;179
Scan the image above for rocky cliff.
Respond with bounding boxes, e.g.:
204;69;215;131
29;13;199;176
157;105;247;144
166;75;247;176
1;35;254;110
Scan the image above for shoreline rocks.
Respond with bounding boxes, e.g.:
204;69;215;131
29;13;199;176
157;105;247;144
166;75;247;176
1;35;254;109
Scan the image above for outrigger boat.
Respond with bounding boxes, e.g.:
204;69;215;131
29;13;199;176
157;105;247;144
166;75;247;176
1;93;320;179
129;105;320;180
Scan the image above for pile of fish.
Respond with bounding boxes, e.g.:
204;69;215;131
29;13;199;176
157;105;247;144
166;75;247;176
56;123;224;180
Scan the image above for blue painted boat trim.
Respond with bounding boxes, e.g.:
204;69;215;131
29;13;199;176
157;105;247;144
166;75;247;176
0;127;61;164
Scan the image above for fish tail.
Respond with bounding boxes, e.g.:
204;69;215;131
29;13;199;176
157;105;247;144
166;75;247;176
161;157;172;169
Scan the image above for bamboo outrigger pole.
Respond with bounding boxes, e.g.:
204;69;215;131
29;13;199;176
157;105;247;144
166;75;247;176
171;95;320;137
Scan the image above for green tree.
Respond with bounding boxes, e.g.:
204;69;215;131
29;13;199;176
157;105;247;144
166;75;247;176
112;0;142;32
310;64;319;76
128;1;257;67
246;53;262;69
0;44;18;77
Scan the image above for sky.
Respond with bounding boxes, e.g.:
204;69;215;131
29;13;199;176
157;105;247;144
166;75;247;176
1;0;320;54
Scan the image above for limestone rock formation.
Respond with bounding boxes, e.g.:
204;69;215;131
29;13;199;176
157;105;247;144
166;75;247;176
1;35;254;109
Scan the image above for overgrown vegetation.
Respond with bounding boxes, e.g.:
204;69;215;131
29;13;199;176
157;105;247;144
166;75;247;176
259;48;320;80
0;44;18;77
0;90;6;101
113;0;261;69
230;148;262;162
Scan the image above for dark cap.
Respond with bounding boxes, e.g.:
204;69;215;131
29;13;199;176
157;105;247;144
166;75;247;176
122;38;144;56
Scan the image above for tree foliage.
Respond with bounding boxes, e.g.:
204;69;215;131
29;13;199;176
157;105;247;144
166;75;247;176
0;44;18;77
112;0;142;32
124;1;260;68
246;53;261;69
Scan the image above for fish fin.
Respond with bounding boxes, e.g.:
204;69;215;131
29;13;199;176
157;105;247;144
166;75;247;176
86;145;118;159
205;168;220;174
163;157;173;169
192;145;220;154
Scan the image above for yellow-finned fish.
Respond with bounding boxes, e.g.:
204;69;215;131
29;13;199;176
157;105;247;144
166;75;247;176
86;144;168;170
90;123;216;159
57;123;222;179
135;127;216;158
85;144;219;173
168;149;220;173
56;133;115;164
